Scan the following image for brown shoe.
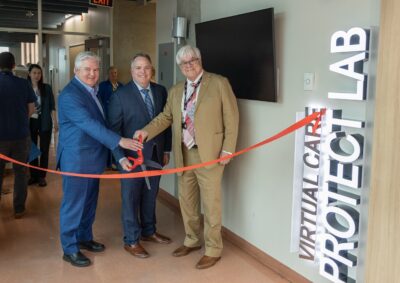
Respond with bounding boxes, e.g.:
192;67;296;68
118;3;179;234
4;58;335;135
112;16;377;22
196;255;221;269
141;232;172;244
172;245;201;257
124;243;149;258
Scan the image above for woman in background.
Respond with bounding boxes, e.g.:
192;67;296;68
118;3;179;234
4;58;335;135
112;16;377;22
27;64;58;187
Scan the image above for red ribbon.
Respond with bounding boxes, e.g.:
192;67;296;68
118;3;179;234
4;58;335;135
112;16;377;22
0;110;325;179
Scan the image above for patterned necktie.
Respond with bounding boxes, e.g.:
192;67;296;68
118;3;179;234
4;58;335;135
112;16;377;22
183;81;200;149
141;88;154;118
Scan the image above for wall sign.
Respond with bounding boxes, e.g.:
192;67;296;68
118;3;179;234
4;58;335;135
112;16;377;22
292;27;370;283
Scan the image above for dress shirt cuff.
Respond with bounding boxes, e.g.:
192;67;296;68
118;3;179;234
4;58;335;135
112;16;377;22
119;157;128;165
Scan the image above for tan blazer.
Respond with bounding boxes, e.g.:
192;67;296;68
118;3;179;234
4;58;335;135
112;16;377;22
143;71;239;173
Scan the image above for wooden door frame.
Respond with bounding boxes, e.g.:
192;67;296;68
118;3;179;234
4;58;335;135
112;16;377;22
365;0;400;281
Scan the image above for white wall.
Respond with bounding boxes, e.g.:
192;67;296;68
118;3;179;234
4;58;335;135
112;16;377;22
157;0;380;282
62;7;111;34
200;0;380;282
156;0;177;46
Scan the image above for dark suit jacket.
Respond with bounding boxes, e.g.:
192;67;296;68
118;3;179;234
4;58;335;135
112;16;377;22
56;77;120;174
37;83;56;132
0;71;36;140
97;79;123;118
108;81;171;166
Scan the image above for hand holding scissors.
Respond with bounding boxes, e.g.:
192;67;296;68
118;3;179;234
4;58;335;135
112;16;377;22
126;135;163;190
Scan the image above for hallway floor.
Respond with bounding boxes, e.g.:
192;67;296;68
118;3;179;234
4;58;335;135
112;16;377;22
0;160;288;283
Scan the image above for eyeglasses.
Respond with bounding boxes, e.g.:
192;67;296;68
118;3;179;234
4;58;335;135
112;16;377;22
179;58;199;67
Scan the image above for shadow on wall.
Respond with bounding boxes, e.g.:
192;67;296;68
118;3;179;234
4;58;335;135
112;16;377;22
274;12;284;104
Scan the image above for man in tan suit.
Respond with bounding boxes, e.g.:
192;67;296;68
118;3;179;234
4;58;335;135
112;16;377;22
135;45;239;269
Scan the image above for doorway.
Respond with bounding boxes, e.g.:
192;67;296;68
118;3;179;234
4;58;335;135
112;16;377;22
57;47;67;95
69;44;85;80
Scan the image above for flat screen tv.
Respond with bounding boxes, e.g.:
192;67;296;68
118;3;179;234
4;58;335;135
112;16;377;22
195;8;277;102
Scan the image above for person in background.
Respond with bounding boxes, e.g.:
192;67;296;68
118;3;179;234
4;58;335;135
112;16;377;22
27;64;58;187
0;52;36;219
98;66;123;169
108;53;172;259
135;45;239;269
98;66;123;118
57;51;142;268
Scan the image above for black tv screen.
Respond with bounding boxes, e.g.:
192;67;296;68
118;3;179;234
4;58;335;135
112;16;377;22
195;8;277;102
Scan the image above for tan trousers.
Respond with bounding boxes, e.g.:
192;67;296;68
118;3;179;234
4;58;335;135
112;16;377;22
179;146;224;257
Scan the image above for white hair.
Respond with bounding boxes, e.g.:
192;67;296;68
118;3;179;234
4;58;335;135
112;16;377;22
74;51;100;70
175;45;202;65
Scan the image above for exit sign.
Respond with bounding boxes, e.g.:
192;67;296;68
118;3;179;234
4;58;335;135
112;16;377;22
90;0;113;7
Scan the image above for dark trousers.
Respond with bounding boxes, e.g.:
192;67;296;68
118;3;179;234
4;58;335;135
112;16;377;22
106;150;116;168
60;176;100;254
29;118;52;179
0;137;30;213
121;174;161;245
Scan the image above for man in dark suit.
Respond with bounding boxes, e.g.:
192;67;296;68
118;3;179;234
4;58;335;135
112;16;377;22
57;51;142;267
0;52;36;218
97;66;123;118
97;66;123;169
108;53;172;258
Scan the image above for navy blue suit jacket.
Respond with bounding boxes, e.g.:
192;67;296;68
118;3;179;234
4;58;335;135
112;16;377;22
0;71;36;140
108;81;171;166
56;77;121;174
36;84;56;132
97;79;123;118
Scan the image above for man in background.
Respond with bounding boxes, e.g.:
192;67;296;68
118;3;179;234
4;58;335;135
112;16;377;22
98;66;124;169
108;53;172;258
98;66;123;119
135;45;239;269
57;51;142;267
0;51;36;219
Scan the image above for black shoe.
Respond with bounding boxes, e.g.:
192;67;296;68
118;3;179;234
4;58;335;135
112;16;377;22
63;252;91;267
28;178;38;185
79;240;105;252
14;210;26;219
38;178;47;187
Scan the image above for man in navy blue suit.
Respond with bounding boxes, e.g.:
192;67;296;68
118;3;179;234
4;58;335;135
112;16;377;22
57;51;142;267
108;53;172;258
0;52;36;219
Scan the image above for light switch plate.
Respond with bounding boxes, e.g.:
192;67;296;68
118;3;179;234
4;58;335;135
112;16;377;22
304;73;315;91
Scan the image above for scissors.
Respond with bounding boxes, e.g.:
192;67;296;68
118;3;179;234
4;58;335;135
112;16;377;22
127;135;163;190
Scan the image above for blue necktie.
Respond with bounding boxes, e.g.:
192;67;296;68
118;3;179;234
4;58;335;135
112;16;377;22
141;88;154;118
